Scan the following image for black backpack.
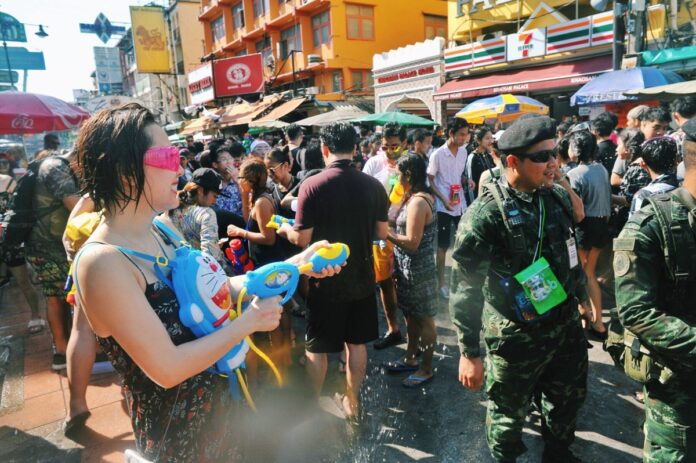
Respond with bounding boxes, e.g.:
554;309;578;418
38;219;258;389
1;156;74;246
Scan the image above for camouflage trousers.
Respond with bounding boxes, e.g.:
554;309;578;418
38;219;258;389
643;379;696;462
483;306;588;462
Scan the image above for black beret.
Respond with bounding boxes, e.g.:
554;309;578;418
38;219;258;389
497;116;557;153
683;118;696;143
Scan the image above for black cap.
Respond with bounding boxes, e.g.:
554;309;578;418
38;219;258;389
497;116;557;154
682;118;696;143
191;168;225;195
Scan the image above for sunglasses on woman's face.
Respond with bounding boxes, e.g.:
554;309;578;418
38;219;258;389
144;146;180;172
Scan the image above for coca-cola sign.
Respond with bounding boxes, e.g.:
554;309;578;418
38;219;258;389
11;114;34;130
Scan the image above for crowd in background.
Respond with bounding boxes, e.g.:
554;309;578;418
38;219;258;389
0;95;693;458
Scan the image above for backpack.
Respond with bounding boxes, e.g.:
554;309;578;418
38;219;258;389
1;156;75;246
605;189;696;383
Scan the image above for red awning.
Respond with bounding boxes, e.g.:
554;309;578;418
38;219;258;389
434;55;613;101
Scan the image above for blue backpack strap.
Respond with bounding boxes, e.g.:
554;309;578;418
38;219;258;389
153;217;187;249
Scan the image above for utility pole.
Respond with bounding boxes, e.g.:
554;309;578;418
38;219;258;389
612;1;626;70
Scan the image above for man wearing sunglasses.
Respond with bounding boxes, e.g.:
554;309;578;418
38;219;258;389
449;116;589;463
362;122;408;349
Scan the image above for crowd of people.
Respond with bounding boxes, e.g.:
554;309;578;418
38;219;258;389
0;95;694;462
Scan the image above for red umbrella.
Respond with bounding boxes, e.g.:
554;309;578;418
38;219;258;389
0;91;90;134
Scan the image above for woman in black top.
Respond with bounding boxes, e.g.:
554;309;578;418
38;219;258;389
226;158;284;267
465;125;495;203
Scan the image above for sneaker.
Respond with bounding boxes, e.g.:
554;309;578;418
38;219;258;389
52;353;67;371
374;331;403;350
439;286;450;300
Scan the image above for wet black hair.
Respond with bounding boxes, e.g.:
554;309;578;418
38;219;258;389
642;107;672;124
266;145;291;165
76;103;157;214
228;141;245;158
302;142;325;170
641;137;677;174
397;154;428;194
670;96;696;119
408;128;433;145
446;117;469;138
556;137;570;162
591;114;615;137
319;122;358;155
360;139;370;149
191;141;205;154
383;122;407;142
568;130;597;164
285;124;303;141
557;123;570;135
474;125;493;142
619;128;645;163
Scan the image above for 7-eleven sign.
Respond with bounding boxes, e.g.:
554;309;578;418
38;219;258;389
507;28;546;61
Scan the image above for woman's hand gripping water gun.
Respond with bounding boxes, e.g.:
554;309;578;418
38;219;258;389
236;241;348;385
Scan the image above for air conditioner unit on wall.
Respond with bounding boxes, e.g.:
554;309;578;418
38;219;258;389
305;86;319;95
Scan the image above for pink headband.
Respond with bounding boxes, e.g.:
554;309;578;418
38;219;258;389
144;146;180;172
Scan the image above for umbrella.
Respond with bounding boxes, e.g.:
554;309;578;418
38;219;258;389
0;91;90;134
352;111;434;127
623;79;696;97
248;120;289;129
295;107;369;127
456;94;549;124
571;67;684;106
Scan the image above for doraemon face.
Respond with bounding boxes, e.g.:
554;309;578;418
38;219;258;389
264;270;291;289
196;254;232;327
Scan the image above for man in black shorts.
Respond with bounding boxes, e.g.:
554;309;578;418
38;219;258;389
279;122;389;420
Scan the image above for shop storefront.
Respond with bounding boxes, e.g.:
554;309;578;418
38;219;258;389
372;38;446;125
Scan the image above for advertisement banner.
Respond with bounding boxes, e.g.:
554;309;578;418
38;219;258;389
129;6;171;74
507;28;546;61
188;63;215;105
94;47;123;94
213;54;265;97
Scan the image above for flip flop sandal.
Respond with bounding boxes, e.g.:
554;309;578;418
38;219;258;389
332;393;359;425
27;318;46;334
383;360;418;374
402;374;434;388
63;411;91;436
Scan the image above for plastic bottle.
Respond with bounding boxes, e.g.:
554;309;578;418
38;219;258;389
225;238;254;275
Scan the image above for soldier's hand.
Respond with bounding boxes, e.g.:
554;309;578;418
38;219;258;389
445;201;456;211
459;355;484;391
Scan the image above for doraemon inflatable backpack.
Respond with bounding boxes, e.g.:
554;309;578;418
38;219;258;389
74;217;250;400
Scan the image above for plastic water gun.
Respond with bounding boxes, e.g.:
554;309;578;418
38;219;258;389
224;238;254;275
266;214;295;230
65;268;77;305
373;240;387;250
242;133;253;153
389;182;405;204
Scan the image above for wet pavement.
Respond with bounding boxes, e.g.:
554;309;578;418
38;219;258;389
0;268;644;462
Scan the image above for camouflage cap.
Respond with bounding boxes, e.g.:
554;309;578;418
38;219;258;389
497;116;556;154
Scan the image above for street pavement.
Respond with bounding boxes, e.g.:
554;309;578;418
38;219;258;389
0;265;644;462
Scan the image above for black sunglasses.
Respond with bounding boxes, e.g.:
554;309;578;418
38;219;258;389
514;149;556;163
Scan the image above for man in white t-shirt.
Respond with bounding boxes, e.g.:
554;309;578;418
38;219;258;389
362;122;407;349
427;117;470;299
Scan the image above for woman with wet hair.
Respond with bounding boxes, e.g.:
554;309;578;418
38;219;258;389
566;130;612;338
73;103;339;461
384;154;438;387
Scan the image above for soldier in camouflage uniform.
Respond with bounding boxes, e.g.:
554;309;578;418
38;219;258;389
614;118;696;462
449;116;589;463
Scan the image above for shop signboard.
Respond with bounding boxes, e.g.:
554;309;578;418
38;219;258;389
507;28;546;61
591;11;614;46
188;62;215;105
547;17;591;54
94;46;123;95
444;37;506;73
375;65;436;85
213;54;265;97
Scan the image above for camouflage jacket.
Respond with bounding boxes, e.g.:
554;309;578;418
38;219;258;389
449;179;588;358
614;187;696;376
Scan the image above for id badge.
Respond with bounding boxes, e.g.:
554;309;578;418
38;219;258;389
514;257;567;315
566;236;578;269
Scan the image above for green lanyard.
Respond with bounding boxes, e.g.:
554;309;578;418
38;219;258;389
532;195;546;262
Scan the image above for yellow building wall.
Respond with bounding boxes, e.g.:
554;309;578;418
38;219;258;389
323;0;446;98
176;1;206;73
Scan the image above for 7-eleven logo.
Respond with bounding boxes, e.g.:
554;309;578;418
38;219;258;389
518;33;534;57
